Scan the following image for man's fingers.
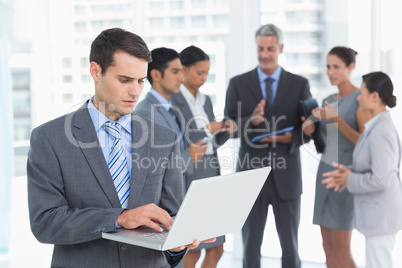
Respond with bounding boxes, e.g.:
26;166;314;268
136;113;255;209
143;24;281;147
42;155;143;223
200;238;216;244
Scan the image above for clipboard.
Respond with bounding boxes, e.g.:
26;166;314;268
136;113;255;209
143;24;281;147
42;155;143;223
250;126;295;143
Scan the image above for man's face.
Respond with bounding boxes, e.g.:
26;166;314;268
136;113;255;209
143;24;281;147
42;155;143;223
257;35;283;75
91;51;148;120
157;58;184;97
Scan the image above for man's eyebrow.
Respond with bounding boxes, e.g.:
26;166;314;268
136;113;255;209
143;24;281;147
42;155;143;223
117;75;134;80
117;75;147;81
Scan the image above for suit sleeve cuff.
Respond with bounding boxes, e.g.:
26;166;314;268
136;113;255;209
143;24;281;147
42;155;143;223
166;249;187;256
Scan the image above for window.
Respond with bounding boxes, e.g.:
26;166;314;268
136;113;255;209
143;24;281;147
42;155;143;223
213;14;228;28
207;73;216;83
209;54;216;69
149;1;164;10
149;18;164;29
13;119;31;142
170;0;184;9
74;21;86;33
13;90;30;114
212;0;229;7
92;21;106;32
62;58;72;69
63;93;73;102
81;74;91;83
74;5;86;15
12;71;30;90
91;5;107;14
191;16;207;28
63;75;72;83
191;0;207;8
170;17;185;29
80;57;88;68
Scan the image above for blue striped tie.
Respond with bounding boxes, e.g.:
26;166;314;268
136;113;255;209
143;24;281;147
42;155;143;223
103;122;131;208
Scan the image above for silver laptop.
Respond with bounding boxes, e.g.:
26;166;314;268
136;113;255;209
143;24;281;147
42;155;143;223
102;167;271;251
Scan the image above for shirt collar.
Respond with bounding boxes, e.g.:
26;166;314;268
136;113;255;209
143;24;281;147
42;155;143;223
257;65;282;84
149;88;172;111
180;84;205;103
88;96;132;135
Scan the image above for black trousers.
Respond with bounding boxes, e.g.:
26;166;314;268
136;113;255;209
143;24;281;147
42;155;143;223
242;173;301;268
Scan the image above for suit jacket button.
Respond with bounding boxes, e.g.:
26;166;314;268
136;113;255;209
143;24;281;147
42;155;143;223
121;244;127;250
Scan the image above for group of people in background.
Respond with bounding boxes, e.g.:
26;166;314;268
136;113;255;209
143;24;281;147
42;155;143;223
26;22;402;268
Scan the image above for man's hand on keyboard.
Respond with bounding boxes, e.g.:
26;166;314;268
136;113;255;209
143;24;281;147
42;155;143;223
116;203;173;232
169;237;217;252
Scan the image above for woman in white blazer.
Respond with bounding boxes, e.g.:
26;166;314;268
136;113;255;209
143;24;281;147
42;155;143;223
322;71;402;268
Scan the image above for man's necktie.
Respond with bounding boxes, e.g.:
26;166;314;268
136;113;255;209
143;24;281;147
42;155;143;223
169;108;185;150
265;77;274;115
103;122;131;208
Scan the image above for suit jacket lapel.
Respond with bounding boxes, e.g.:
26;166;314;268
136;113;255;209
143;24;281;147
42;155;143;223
128;114;150;208
203;97;214;122
249;68;264;103
146;92;177;130
172;92;197;130
72;102;121;208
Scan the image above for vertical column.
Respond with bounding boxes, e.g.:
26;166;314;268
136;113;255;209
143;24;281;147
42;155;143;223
227;0;261;262
371;0;381;71
322;0;349;99
227;0;260;80
0;1;13;255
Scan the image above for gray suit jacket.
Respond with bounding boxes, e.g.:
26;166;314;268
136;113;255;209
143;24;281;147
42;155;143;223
171;91;230;190
347;110;402;236
135;92;194;176
27;101;185;268
224;67;311;200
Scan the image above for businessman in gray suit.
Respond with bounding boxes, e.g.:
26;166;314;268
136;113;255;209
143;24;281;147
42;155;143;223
27;28;211;268
135;47;207;177
224;24;311;268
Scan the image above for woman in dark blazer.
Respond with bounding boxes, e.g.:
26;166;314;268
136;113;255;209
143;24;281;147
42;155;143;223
323;72;402;268
171;45;236;268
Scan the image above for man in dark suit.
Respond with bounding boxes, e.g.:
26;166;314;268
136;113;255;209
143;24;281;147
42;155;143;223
224;24;311;268
27;28;211;268
135;47;207;176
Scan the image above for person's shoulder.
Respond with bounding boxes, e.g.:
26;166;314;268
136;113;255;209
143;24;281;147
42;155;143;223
133;113;178;140
134;95;152;112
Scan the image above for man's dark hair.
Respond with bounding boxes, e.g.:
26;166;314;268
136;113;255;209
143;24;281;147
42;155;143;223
90;28;152;75
147;47;180;86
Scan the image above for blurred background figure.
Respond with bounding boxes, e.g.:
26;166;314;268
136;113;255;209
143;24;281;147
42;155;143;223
171;45;236;268
323;71;402;268
303;46;371;268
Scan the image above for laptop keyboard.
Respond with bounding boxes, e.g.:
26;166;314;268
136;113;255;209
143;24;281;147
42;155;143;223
139;231;168;241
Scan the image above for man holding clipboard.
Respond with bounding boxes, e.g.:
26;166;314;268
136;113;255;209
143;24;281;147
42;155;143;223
224;24;311;268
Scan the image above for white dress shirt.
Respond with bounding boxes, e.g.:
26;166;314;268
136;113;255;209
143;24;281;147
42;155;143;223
180;85;214;155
